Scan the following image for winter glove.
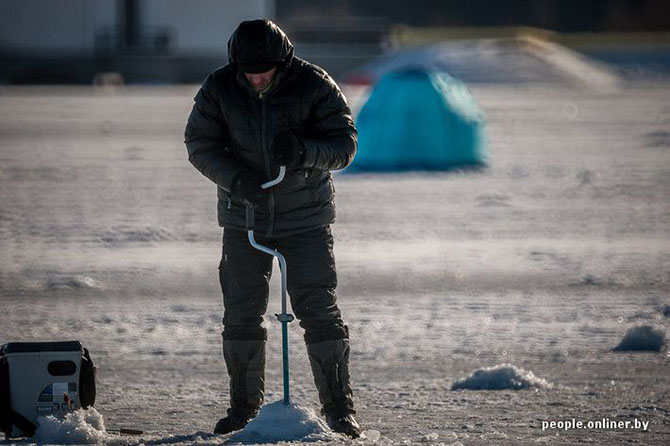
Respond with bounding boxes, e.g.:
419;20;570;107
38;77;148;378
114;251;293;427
271;131;305;168
230;171;266;206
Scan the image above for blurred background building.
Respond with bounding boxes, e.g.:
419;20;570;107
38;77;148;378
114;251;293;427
0;0;275;83
0;0;669;84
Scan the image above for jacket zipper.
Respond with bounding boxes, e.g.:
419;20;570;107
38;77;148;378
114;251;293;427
260;93;275;238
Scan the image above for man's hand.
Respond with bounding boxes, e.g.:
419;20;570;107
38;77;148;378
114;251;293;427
271;131;305;168
231;171;266;206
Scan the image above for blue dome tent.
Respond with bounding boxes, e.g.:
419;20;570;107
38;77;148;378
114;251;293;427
348;70;487;172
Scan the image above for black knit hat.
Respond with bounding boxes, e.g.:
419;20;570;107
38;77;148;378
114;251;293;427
228;19;294;73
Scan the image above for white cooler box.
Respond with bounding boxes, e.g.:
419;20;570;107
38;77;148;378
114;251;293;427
0;340;96;438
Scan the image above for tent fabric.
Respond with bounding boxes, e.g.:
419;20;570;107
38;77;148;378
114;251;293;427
347;70;487;172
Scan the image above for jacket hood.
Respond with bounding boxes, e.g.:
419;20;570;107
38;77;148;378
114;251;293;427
228;19;294;72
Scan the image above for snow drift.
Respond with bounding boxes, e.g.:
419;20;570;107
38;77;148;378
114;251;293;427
451;363;553;390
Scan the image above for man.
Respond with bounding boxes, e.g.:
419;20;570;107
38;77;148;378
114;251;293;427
184;19;360;438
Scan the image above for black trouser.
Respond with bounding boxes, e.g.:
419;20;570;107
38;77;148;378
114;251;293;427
219;225;348;343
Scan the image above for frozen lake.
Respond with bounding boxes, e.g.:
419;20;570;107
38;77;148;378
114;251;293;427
1;81;669;445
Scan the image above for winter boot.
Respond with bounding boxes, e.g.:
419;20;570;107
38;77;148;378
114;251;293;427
214;339;266;435
326;413;362;438
213;411;249;435
306;338;361;438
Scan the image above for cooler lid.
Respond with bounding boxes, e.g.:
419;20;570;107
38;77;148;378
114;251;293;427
0;341;83;355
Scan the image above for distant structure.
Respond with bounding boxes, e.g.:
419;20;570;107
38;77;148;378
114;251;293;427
277;0;670;32
0;0;274;84
3;0;666;84
0;0;391;84
278;17;390;81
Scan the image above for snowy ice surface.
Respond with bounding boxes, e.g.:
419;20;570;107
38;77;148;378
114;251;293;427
228;401;336;443
1;75;670;444
613;325;667;352
450;363;553;390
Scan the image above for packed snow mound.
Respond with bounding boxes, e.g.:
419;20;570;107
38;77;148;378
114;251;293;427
613;325;666;352
228;401;337;443
33;408;107;444
451;363;553;390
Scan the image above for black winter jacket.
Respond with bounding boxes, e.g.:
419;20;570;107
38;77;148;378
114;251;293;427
184;46;357;237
